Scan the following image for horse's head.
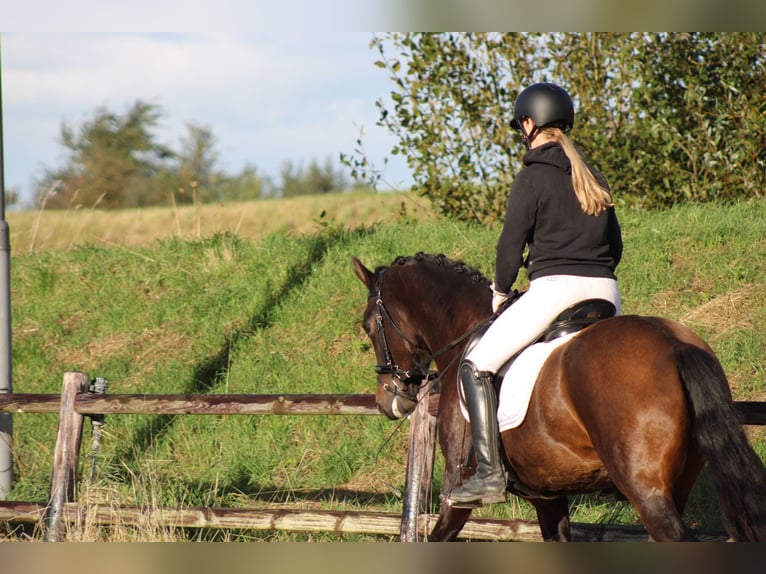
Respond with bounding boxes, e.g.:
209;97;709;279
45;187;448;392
352;256;435;420
353;253;493;420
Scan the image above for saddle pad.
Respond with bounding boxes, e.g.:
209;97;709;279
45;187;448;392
497;333;576;430
459;333;577;431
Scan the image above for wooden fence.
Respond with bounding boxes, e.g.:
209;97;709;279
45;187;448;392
1;371;766;542
0;372;440;542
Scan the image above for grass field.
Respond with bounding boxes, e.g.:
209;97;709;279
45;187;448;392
3;193;766;541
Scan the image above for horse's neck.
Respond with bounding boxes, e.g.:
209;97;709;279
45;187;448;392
410;281;489;356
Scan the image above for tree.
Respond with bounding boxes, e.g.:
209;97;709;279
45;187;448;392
353;33;537;223
169;123;220;205
36;102;279;208
626;33;766;205
352;33;766;221
279;157;350;197
38;100;173;209
217;163;274;201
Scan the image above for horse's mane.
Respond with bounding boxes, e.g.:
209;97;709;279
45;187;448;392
382;252;490;286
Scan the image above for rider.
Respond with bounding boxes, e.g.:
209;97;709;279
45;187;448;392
448;82;623;506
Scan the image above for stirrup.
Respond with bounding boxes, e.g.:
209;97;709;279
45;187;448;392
448;491;507;508
447;473;507;506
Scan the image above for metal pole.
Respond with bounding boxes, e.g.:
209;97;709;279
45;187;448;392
87;377;108;485
0;35;14;499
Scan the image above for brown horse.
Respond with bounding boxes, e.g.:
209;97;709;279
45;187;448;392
353;252;766;542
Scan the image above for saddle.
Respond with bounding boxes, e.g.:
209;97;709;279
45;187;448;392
540;298;616;343
462;297;617;362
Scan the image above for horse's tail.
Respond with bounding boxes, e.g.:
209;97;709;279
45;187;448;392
675;343;766;541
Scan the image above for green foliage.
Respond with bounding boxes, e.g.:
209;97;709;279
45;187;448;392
356;33;766;221
166;123;222;204
207;163;271;203
346;33;536;223
41;100;173;209
624;33;766;206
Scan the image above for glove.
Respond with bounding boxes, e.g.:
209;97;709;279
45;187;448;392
490;283;511;314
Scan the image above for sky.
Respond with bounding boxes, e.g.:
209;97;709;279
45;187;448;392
0;32;411;206
1;4;760;208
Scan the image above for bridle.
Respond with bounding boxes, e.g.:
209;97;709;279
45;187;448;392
369;269;438;401
369;267;494;404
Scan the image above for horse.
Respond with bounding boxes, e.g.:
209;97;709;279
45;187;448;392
352;252;766;542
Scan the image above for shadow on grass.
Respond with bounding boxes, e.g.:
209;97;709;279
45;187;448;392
112;225;379;476
187;476;402;508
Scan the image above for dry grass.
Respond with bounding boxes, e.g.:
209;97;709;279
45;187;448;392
679;284;761;342
7;192;432;257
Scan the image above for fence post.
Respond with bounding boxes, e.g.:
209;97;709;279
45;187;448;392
45;371;89;542
399;386;438;542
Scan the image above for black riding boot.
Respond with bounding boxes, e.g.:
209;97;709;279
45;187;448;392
448;361;507;505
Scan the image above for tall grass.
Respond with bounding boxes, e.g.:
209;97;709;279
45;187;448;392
7;191;434;257
4;196;766;540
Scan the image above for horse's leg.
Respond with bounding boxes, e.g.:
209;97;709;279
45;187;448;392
617;445;701;541
582;422;694;541
631;492;694;541
530;496;571;541
593;419;694;542
428;498;474;541
597;428;695;541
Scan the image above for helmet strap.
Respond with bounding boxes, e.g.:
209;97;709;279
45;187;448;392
520;122;540;150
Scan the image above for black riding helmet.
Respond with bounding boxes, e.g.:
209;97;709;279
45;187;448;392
510;82;574;133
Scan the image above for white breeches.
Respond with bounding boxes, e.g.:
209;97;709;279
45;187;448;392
464;274;621;374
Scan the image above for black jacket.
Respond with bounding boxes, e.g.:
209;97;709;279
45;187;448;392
494;142;623;294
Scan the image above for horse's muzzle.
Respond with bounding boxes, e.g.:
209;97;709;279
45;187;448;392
376;382;417;420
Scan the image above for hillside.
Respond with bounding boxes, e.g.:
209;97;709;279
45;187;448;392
6;191;434;257
3;196;766;540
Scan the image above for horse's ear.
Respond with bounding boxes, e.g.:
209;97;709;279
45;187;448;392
352;256;376;291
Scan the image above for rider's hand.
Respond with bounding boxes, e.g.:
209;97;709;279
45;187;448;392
490;283;510;313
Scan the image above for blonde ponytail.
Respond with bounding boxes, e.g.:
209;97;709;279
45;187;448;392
543;128;613;216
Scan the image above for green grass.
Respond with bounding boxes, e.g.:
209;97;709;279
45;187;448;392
5;197;766;540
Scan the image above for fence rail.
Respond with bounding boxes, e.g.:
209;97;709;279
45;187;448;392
2;393;765;421
0;501;728;541
0;392;380;415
